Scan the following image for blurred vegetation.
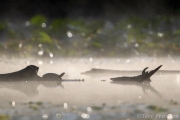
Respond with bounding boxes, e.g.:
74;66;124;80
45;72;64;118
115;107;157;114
0;114;9;120
147;105;167;112
0;15;180;58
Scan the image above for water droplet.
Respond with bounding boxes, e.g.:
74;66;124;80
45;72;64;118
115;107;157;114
89;57;93;62
12;101;15;107
56;113;62;118
127;24;132;29
26;81;27;83
19;43;23;48
64;103;68;109
25;21;30;26
135;43;139;47
167;114;173;120
39;44;42;48
157;32;164;37
176;75;180;86
139;96;142;99
50;61;53;64
87;107;92;112
126;59;130;63
38;61;43;65
81;113;90;119
49;53;53;58
38;51;44;56
42;114;48;119
41;23;46;28
67;31;73;38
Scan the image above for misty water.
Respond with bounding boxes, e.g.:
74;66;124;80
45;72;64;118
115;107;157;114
0;57;180;120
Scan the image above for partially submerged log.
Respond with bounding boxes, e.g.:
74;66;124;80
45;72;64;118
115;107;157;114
81;66;180;77
0;65;40;81
110;65;162;82
110;65;163;97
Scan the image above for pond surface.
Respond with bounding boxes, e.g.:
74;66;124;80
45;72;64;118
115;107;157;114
0;57;180;120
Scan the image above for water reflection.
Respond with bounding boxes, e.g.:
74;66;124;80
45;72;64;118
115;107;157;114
176;74;180;86
0;81;64;96
111;80;162;98
0;58;179;106
0;78;85;97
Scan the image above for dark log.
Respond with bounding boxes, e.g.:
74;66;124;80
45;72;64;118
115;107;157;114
110;65;162;82
81;66;180;77
0;65;40;81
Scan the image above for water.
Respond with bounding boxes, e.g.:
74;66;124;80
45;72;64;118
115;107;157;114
0;57;180;119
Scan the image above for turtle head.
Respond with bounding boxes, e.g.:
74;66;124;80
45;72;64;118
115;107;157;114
59;72;65;80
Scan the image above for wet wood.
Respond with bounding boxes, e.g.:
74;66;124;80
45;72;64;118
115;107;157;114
110;65;162;82
81;65;180;77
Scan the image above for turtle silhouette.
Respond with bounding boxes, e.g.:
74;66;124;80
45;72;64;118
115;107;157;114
42;72;65;80
0;65;85;83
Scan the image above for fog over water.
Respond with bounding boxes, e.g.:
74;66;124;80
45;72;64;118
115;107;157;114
0;57;179;108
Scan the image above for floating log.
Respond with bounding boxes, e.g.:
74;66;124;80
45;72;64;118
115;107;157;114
110;65;163;97
0;65;40;81
81;65;180;77
110;65;162;82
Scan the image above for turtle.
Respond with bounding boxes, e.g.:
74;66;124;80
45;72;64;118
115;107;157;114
42;72;65;81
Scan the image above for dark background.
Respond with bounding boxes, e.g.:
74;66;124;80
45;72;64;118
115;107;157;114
1;0;180;57
0;0;180;19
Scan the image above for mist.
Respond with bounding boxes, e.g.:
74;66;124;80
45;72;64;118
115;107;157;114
0;1;180;120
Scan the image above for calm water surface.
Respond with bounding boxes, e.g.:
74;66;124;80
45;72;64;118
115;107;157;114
0;57;179;107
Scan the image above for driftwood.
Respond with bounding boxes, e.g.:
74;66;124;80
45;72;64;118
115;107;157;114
0;65;40;81
110;65;163;97
110;65;162;82
0;65;84;82
81;66;180;77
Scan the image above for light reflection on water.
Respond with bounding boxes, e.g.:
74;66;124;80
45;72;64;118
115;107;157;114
0;58;179;106
176;74;180;86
